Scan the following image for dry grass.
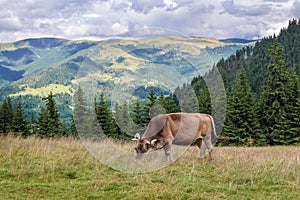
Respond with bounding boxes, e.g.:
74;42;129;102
0;135;299;199
10;84;72;97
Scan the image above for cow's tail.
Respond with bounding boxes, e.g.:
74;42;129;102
208;115;229;141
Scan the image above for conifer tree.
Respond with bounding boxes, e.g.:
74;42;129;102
144;87;157;121
95;93;117;137
38;92;61;137
0;105;4;134
175;83;198;113
0;100;7;134
69;115;78;138
259;39;291;145
131;99;145;126
73;86;96;139
38;106;50;137
0;97;14;134
223;69;265;146
114;102;134;138
29;111;37;135
198;88;211;114
11;101;29;136
6;97;13;131
163;93;178;113
280;68;300;144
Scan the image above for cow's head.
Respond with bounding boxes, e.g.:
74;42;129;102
132;133;151;154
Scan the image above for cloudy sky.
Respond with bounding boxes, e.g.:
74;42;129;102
0;0;299;42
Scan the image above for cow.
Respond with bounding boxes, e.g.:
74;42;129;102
132;113;228;161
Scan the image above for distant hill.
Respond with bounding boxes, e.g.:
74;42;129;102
220;38;257;44
0;36;250;120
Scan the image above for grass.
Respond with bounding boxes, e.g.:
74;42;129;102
9;84;72;97
0;135;299;200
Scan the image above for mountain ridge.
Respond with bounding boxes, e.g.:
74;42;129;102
0;36;250;119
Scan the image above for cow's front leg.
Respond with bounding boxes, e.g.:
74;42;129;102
164;144;173;162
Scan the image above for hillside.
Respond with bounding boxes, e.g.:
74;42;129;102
207;19;300;96
0;36;250;119
191;19;300;146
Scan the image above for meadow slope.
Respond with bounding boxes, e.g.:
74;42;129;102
0;136;299;200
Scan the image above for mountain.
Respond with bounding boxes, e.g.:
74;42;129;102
220;38;256;44
0;36;250;119
204;19;300;97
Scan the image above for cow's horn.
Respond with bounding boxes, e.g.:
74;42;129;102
150;139;157;145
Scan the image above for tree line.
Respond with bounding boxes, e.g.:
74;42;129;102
1;20;299;146
191;20;300;146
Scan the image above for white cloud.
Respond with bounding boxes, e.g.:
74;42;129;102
0;0;298;42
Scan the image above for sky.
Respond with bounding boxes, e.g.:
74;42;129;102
0;0;299;43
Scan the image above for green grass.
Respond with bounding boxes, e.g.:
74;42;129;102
0;135;299;200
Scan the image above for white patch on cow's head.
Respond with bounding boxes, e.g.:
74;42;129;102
134;138;151;154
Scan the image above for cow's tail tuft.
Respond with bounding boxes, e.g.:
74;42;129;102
218;136;230;140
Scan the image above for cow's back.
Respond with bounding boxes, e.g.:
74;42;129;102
142;114;168;139
168;113;210;145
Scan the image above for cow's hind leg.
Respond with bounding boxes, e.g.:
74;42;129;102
164;144;173;163
203;139;213;160
196;138;206;159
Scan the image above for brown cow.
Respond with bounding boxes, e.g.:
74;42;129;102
132;113;228;161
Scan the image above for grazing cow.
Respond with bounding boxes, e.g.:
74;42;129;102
132;113;228;161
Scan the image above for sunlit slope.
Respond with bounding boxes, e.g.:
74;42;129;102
0;37;251;97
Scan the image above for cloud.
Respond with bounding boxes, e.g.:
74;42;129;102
0;0;298;42
292;0;300;18
221;0;272;17
130;0;166;13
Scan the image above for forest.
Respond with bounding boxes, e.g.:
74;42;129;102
0;19;300;146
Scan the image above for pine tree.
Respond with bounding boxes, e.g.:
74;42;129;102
38;106;50;137
0;97;14;134
11;101;29;136
144;87;158;121
198;88;211;114
69;115;78;138
163;93;178;113
95;93;117;137
114;102;134;138
259;39;291;145
38;92;61;137
73;86;97;139
0;101;6;134
223;69;264;146
131;99;145;126
29;111;37;135
6;97;13;131
281;68;300;144
174;83;198;113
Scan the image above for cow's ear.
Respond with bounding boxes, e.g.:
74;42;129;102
132;133;140;141
135;133;141;139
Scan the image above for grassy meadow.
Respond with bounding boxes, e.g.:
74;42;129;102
0;135;299;200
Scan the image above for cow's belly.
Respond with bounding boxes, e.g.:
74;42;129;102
172;129;201;145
